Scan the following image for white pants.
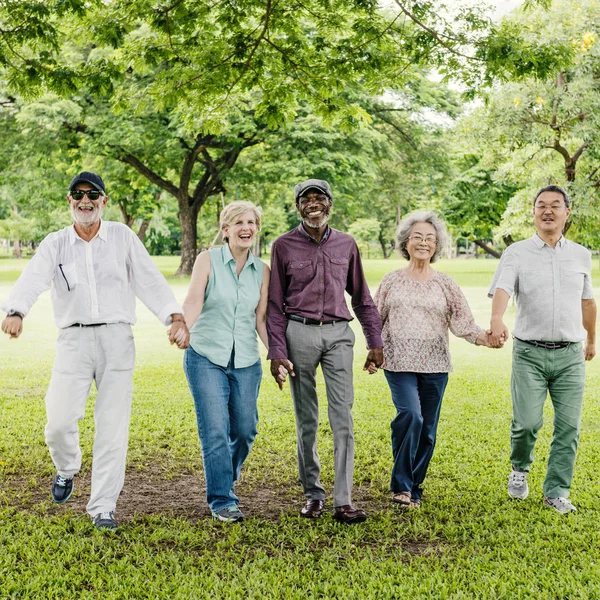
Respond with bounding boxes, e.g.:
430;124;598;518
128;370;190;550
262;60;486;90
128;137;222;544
44;323;135;516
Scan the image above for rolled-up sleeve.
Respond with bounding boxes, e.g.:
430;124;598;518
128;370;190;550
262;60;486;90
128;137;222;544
488;249;517;299
127;233;181;324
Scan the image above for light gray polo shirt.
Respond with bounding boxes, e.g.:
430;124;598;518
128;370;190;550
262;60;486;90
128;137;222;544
488;234;594;342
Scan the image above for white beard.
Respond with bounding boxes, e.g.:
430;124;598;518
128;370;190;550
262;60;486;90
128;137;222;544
70;202;104;227
302;214;330;229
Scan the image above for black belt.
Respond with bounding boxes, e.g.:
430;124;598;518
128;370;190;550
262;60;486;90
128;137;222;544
69;323;107;328
287;314;344;326
515;338;572;350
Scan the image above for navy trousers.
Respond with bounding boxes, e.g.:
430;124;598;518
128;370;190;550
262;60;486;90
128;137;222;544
384;371;448;500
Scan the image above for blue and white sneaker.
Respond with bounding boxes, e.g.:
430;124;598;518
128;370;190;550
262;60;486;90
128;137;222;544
211;506;244;523
51;473;74;503
93;511;118;530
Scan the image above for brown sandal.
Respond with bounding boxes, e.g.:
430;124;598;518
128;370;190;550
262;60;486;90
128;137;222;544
392;492;411;506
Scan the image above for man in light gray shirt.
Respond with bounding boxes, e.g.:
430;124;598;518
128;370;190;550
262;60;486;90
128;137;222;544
489;184;596;514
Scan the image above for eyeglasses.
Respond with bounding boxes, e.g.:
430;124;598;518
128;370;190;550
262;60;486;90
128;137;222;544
409;234;437;244
70;189;103;201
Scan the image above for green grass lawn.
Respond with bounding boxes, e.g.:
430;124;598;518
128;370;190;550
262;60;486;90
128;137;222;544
1;256;600;598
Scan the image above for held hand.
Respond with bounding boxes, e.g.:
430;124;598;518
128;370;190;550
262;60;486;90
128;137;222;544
585;341;595;361
168;319;189;349
270;358;295;390
478;330;506;349
1;316;23;339
488;318;508;348
363;347;384;372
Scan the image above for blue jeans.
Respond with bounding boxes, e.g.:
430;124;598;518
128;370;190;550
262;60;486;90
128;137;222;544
183;346;262;513
384;371;448;500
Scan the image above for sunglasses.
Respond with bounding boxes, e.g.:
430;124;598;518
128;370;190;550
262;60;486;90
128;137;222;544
70;189;103;201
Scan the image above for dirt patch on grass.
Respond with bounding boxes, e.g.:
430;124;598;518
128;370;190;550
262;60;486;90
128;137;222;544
2;466;390;522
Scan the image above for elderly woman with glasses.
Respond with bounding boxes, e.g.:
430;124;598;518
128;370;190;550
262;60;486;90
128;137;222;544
371;211;501;508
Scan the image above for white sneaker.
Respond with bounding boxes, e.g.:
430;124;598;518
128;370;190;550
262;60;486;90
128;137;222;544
508;468;529;499
544;497;576;514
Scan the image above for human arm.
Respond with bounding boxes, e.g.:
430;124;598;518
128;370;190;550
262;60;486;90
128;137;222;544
444;277;491;346
0;237;57;339
490;289;511;347
346;241;384;367
127;232;182;325
255;264;270;350
582;298;596;361
266;242;295;389
182;252;210;328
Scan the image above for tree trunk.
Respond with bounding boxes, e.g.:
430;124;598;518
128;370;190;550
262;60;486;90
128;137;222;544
13;239;21;258
473;239;501;258
176;201;199;276
137;220;150;241
378;231;390;259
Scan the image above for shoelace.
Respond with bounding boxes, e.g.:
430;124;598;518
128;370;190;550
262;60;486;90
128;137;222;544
511;471;527;485
96;511;114;521
56;475;70;487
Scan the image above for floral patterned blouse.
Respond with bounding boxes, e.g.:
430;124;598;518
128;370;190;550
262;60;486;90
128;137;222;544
374;269;483;373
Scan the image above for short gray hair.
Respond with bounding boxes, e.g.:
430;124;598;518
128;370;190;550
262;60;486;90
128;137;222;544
220;201;262;242
533;184;570;208
396;211;448;263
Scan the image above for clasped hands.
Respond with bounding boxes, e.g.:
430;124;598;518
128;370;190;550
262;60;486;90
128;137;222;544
169;315;190;349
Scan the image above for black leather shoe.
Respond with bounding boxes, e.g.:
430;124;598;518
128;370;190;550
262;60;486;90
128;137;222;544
300;499;325;518
51;473;74;503
332;505;367;524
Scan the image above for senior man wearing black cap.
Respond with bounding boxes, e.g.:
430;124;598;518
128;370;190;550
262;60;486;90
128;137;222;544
267;178;384;524
1;172;189;530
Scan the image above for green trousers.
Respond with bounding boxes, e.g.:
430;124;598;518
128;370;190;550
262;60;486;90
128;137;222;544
510;339;586;498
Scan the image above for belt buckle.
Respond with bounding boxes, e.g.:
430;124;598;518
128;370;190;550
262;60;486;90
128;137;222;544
318;321;323;327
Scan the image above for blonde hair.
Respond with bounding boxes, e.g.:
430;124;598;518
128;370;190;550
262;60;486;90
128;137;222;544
219;201;262;242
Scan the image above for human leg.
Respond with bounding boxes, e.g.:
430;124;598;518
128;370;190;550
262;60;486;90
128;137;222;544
321;322;356;508
227;358;262;483
184;346;240;513
45;328;95;481
383;371;422;496
286;320;326;502
86;324;135;516
410;372;448;501
544;343;586;499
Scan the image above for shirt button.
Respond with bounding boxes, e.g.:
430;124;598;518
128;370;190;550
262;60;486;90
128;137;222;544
320;279;323;283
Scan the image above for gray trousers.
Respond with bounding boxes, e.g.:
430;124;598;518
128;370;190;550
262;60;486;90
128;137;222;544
286;319;356;507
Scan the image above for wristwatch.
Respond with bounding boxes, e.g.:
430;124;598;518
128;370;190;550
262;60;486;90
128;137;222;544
6;310;23;319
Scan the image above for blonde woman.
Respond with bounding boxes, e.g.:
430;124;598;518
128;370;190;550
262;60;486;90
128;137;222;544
181;201;269;522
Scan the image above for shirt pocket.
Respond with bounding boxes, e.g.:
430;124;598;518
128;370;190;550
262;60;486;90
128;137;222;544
289;260;314;284
560;269;585;297
57;262;78;292
329;257;349;283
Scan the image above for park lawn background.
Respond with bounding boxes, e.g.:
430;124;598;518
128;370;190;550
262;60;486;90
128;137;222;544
1;256;600;598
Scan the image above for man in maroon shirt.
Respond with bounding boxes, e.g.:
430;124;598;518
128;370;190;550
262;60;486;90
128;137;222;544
267;178;384;524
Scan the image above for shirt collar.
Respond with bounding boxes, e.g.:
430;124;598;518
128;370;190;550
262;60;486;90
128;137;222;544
222;243;257;269
298;223;331;243
532;233;567;249
69;220;106;244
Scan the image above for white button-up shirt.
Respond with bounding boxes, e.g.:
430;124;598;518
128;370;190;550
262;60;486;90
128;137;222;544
488;234;594;342
1;221;181;328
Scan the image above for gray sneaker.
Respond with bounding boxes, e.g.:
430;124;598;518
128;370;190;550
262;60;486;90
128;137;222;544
93;511;118;530
544;497;576;514
211;506;244;523
508;468;529;500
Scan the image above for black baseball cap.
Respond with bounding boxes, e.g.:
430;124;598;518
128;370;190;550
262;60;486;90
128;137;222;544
69;171;106;194
294;179;333;204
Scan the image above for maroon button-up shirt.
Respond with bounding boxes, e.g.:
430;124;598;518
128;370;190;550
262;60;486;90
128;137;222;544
267;224;383;360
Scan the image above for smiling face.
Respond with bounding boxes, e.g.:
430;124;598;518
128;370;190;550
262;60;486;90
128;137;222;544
68;183;107;228
297;190;332;230
406;221;437;263
222;210;258;251
533;190;570;238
